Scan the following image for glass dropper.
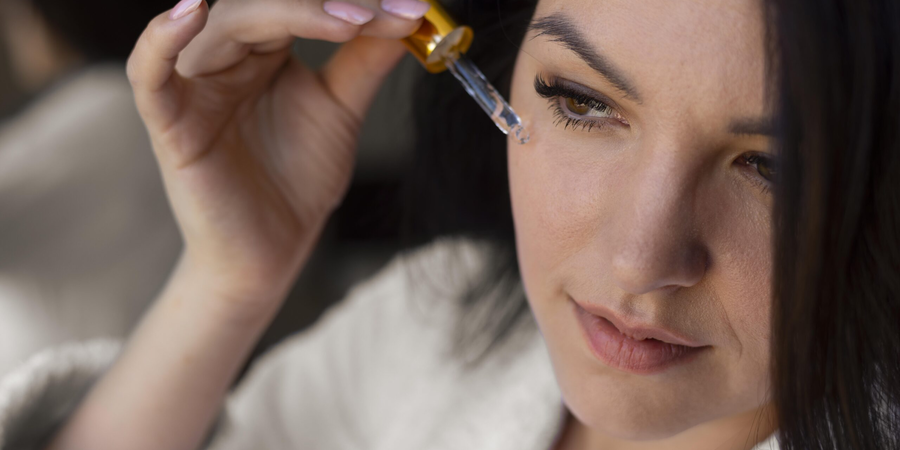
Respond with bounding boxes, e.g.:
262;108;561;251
401;0;530;145
443;50;530;144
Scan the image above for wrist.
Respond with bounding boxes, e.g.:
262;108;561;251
166;251;293;326
168;214;329;323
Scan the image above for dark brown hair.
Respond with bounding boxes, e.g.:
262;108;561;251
770;0;900;448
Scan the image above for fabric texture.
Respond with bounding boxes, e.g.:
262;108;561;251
206;239;567;450
0;339;120;449
0;240;780;450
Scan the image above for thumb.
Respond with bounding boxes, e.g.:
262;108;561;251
127;0;210;132
318;36;409;121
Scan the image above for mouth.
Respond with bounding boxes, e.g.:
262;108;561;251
571;298;709;375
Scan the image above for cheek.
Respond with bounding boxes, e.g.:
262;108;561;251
508;141;639;317
510;149;594;254
703;184;774;373
508;61;629;296
507;137;624;306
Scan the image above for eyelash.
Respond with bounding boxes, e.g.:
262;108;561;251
533;74;622;132
738;153;777;195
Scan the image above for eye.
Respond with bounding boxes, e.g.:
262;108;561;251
737;152;779;195
743;153;777;182
561;96;615;119
565;97;592;116
534;74;627;132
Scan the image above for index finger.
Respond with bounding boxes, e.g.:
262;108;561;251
127;0;210;131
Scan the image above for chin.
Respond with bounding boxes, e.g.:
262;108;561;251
538;321;709;441
546;347;718;442
562;387;704;441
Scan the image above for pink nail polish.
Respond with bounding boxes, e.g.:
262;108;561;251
323;1;376;25
170;0;202;20
380;0;430;20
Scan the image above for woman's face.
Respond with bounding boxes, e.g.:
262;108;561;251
508;0;776;443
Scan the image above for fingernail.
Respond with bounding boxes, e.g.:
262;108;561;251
380;0;430;20
323;1;376;25
170;0;202;20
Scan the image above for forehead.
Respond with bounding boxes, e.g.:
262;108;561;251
529;0;769;124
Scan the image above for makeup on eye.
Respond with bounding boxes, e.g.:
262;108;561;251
533;74;629;132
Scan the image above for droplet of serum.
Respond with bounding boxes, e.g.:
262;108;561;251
509;123;530;145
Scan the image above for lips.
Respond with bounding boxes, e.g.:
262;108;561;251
572;299;708;374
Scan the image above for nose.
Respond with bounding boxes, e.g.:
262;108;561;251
609;156;709;295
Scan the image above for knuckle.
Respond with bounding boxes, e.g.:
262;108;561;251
127;15;168;87
125;53;142;87
143;18;166;49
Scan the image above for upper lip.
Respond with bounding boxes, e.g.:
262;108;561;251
572;297;707;348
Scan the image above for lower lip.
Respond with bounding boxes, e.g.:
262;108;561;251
573;302;705;375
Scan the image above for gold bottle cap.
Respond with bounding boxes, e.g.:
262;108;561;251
402;0;474;73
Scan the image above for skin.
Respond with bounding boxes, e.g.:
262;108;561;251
45;0;777;449
508;0;778;448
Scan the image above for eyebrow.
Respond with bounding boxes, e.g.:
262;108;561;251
528;14;642;102
728;117;775;136
529;14;775;136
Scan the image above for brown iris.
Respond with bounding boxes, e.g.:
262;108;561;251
565;97;592;115
746;154;777;182
758;159;775;180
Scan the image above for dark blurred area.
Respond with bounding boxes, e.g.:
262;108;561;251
0;0;417;375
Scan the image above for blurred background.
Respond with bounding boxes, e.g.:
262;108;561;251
0;0;420;376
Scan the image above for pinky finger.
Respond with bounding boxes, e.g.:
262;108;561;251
127;0;209;132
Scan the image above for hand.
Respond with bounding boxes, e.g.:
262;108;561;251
128;0;425;308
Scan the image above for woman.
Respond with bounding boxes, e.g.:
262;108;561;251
0;0;897;448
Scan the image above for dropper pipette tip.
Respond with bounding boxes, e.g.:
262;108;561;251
443;53;531;145
510;123;530;145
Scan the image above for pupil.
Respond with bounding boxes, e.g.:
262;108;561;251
566;97;590;115
748;155;776;182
